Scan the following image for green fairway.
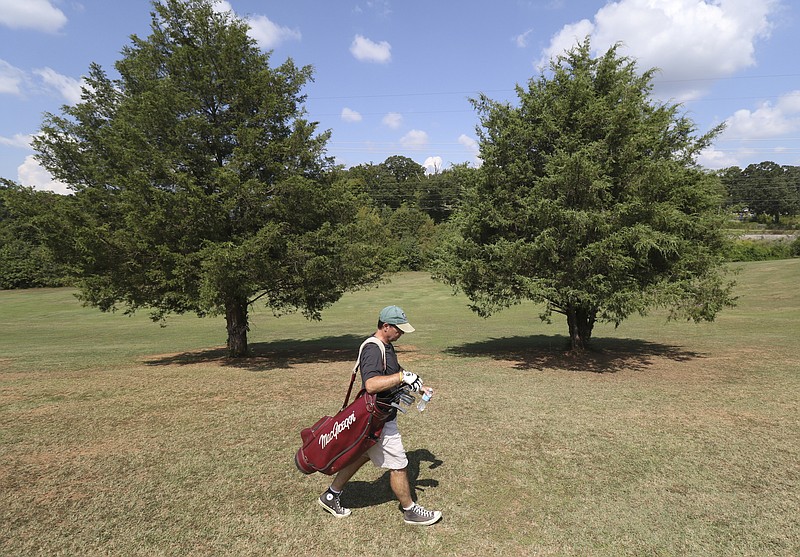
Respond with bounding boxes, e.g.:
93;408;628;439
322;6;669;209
1;260;799;556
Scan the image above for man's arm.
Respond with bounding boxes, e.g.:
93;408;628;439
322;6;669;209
365;372;404;394
366;370;425;394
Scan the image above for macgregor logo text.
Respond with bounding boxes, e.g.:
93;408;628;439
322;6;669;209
319;411;357;450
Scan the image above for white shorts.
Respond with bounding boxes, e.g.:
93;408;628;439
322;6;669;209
366;419;408;470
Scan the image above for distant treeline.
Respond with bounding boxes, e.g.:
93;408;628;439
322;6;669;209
2;159;799;290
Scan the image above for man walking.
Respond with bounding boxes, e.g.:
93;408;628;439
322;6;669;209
318;305;442;526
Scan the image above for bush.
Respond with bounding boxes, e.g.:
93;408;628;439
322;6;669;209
791;237;800;257
0;240;70;289
382;205;438;271
0;183;72;289
725;239;793;262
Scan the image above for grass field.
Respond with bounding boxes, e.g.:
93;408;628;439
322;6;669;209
1;260;799;556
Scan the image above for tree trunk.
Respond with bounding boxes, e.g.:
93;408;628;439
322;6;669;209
566;306;596;351
225;298;249;358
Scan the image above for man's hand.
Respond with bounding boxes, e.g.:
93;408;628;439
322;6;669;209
401;370;423;392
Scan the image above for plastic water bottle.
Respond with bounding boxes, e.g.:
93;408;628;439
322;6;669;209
417;388;433;412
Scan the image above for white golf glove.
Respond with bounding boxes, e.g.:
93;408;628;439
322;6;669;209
401;370;423;392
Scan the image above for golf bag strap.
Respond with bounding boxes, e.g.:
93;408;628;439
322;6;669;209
341;337;386;411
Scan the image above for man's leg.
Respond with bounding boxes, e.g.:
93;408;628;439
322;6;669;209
378;421;442;526
391;467;442;526
318;454;369;518
389;468;414;508
331;453;370;492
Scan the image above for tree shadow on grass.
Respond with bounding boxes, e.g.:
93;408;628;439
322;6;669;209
342;448;443;510
446;335;704;373
144;334;363;372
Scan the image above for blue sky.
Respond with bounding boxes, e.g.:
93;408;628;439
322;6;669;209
1;0;798;194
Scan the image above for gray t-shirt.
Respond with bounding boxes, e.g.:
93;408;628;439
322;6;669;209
360;339;401;419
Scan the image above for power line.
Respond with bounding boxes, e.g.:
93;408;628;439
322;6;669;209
307;74;800;102
716;137;800;142
308;89;507;101
657;73;800;84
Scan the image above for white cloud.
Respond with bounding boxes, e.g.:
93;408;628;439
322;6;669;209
701;90;800;168
458;134;478;152
537;19;594;70
350;34;392;63
0;0;67;33
537;0;779;101
34;67;84;104
206;3;300;49
0;133;33;149
399;129;428;149
723;91;800;140
699;90;800;169
382;112;402;129
724;97;800;139
514;29;534;48
458;134;482;167
18;155;72;195
341;107;362;123
1;60;85;103
0;59;25;96
354;0;392;18
777;90;800;115
212;1;234;14
247;14;301;49
423;156;443;174
696;146;740;170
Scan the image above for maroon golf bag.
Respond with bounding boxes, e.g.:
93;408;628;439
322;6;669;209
294;338;392;475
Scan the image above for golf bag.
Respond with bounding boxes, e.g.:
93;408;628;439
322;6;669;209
294;338;393;475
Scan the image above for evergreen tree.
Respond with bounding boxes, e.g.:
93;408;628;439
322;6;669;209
434;40;735;351
34;0;384;357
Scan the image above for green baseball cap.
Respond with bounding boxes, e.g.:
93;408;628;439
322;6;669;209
379;305;415;333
